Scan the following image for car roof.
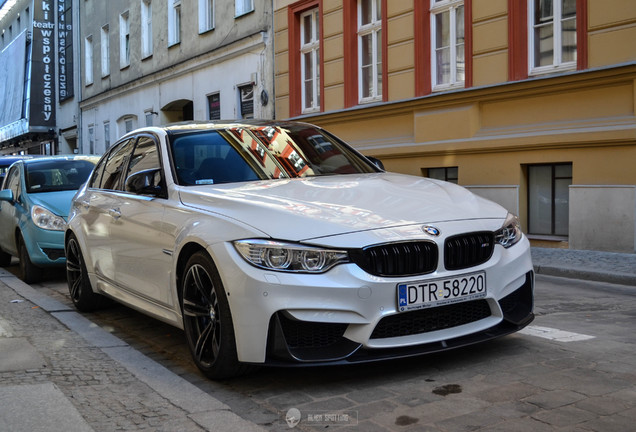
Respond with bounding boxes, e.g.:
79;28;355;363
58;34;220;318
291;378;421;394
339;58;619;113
125;120;317;137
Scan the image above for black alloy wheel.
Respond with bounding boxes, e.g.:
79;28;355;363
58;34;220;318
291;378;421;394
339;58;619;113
181;251;246;379
18;235;42;284
65;233;103;311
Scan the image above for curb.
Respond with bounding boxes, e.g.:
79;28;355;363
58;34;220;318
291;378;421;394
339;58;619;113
534;265;636;287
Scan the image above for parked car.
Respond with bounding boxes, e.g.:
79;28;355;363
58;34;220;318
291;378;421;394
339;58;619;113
0;156;98;283
65;121;534;379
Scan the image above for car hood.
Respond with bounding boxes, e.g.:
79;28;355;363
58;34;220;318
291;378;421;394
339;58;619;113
178;173;508;241
28;190;77;218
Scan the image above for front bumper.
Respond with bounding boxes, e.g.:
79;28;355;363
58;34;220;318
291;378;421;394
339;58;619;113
212;235;534;365
265;271;534;365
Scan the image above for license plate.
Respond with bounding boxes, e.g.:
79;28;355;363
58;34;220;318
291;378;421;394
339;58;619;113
397;272;486;312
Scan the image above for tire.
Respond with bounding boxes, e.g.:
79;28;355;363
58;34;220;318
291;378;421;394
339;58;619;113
18;235;42;284
65;233;104;311
0;248;11;267
181;251;249;379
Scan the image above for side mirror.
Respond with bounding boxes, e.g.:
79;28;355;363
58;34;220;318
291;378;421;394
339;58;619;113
0;189;14;203
125;169;163;196
366;156;385;171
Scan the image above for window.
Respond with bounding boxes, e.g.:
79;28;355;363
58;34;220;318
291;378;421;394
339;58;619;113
101;25;110;77
125;118;134;133
125;136;162;194
431;0;464;90
84;35;93;85
358;0;382;103
120;11;130;68
528;163;572;236
141;0;153;58
199;0;214;33
425;166;458;184
208;93;221;120
300;8;320;113
145;111;154;126
235;0;253;17
88;124;95;154
101;138;136;190
529;0;576;74
104;122;111;149
169;0;181;46
238;84;254;119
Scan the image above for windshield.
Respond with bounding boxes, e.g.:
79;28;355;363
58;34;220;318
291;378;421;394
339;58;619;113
25;159;96;193
169;124;379;186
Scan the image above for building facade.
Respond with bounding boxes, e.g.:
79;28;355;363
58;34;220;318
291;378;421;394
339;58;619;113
79;0;275;156
0;0;80;155
274;0;636;253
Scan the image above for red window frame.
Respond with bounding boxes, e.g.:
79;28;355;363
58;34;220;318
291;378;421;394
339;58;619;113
343;0;388;108
288;0;324;117
508;0;587;81
414;0;473;96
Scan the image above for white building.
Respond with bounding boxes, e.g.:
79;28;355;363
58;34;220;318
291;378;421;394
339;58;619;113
79;0;275;155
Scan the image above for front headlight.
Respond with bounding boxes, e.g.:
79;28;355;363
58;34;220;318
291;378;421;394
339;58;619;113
31;205;66;231
234;239;349;273
494;212;523;248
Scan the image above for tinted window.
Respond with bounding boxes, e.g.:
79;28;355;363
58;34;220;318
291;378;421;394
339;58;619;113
25;160;96;193
89;153;108;189
125;136;163;194
169;124;377;186
100;138;135;190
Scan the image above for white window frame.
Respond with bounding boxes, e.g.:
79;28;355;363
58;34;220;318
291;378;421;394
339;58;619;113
119;11;130;68
300;8;320;113
168;0;181;45
235;0;253;17
528;0;577;75
430;0;465;91
100;25;109;77
141;0;153;58
84;35;93;85
357;0;382;104
199;0;215;33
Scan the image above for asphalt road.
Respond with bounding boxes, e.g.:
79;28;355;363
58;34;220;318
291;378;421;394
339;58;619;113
12;265;636;431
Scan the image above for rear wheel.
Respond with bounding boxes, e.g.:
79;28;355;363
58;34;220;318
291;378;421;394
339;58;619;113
18;235;42;284
66;233;104;311
181;251;248;379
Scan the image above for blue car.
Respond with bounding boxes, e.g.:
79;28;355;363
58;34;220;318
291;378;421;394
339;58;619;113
0;156;98;283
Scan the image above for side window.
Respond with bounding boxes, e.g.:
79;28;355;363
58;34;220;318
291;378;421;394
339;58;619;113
89;153;108;188
100;138;136;190
125;135;162;194
4;166;21;198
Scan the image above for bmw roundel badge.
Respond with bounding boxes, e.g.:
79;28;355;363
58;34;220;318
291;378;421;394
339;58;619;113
422;225;440;236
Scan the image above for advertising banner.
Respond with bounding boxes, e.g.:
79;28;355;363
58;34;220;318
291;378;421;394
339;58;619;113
30;0;56;128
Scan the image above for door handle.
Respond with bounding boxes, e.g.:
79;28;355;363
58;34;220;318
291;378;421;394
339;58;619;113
108;208;121;219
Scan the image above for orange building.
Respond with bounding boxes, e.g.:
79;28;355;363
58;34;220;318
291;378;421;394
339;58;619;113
274;0;636;253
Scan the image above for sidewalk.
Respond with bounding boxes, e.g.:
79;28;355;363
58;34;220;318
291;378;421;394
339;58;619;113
1;247;634;431
531;247;636;287
0;267;266;432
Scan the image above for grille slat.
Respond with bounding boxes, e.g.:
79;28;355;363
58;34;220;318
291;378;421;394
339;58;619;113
371;300;492;339
445;232;494;270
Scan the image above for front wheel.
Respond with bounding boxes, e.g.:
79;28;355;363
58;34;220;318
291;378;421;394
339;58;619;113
181;252;248;379
66;233;104;311
18;235;42;284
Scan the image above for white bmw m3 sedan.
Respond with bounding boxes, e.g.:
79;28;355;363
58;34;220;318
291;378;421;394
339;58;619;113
65;121;534;379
